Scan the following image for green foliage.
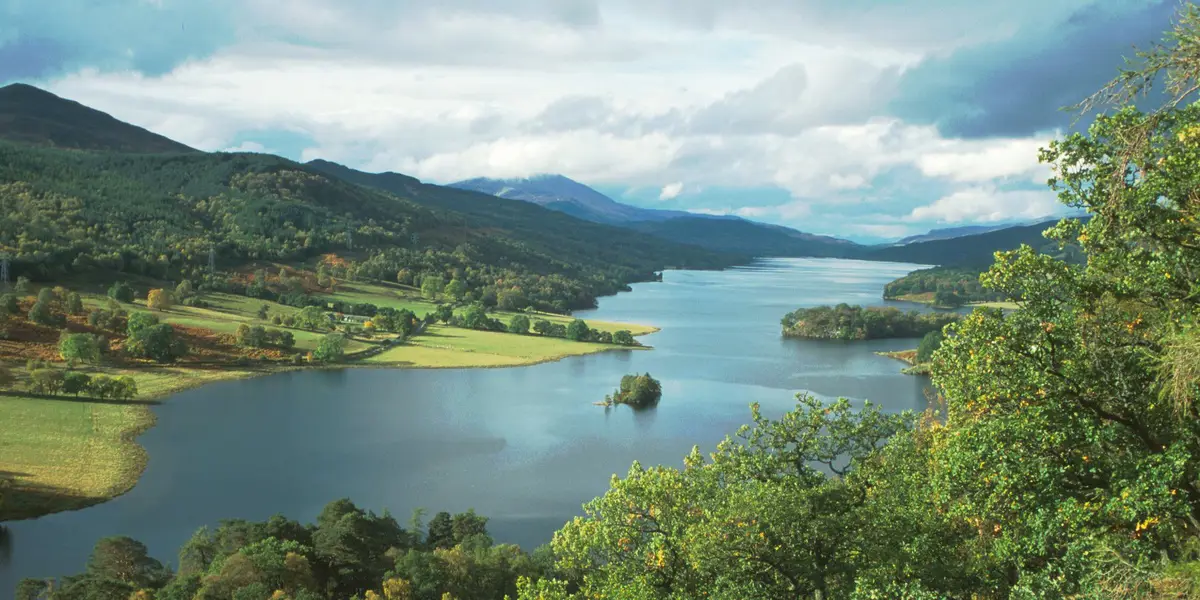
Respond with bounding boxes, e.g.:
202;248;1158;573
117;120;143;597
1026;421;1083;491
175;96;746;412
125;311;158;335
87;307;125;331
444;279;468;301
27;368;64;395
58;332;103;364
547;396;913;599
125;323;187;363
508;314;530;334
61;372;90;397
915;330;943;364
565;319;590;342
14;275;31;295
421;275;445;300
107;282;134;303
611;330;637;346
27;300;62;326
65;292;83;314
781;304;959;341
882;267;1000;304
313;333;346;363
0;293;17;314
294;305;329;331
605;373;662;409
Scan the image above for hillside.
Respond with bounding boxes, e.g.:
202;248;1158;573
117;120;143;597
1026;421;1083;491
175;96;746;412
0;140;735;312
627;216;861;258
450;174;691;224
866;218;1084;266
0;83;196;153
892;223;1024;245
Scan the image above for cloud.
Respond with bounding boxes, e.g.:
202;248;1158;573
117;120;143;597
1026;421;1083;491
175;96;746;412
908;187;1063;223
223;141;267;153
5;0;1160;239
889;1;1177;138
915;137;1052;182
658;181;683;200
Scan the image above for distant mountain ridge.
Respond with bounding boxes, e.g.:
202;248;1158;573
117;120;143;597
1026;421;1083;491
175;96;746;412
893;223;1028;245
449;174;865;257
0;83;196;153
450;175;696;224
0;81;1080;271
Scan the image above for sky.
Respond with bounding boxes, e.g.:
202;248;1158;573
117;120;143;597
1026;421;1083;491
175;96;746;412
0;0;1179;242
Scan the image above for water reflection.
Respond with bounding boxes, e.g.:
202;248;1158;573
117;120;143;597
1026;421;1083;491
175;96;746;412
0;257;936;588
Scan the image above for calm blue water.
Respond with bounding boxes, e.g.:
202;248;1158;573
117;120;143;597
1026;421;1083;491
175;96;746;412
0;257;938;587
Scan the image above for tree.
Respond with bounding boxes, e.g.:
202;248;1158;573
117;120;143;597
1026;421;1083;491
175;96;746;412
28;369;65;395
426;512;454;549
27;300;61;326
63;371;92;397
126;323;187;363
236;323;269;348
313;333;346;363
463;304;490;330
508;315;530;334
147;288;173;311
66;292;84;315
532;320;552;336
435;304;454;324
258;304;270;320
612;330;636;346
115;376;138;400
497;289;528;312
0;293;17;314
14;275;31;295
565;319;591;342
444;279;468;302
175;279;194;301
86;536;171;589
916;330;943;363
295;306;328;331
126;311;159;335
421;275;445;300
108;281;134;303
59;332;103;364
607;373;662;408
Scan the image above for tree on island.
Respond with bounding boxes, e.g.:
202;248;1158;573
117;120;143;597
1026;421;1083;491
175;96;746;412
604;373;662;409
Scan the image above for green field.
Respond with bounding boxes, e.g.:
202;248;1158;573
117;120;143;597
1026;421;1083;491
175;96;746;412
365;325;639;368
0;365;265;520
1;279;658;521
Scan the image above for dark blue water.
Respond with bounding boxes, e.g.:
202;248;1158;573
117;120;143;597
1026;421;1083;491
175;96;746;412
0;257;937;587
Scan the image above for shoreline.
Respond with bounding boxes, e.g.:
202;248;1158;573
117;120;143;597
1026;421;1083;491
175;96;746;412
0;321;658;523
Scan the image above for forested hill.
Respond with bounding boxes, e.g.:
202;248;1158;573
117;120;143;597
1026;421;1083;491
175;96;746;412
626;216;861;258
0;139;736;311
0;83;196;153
866;218;1086;266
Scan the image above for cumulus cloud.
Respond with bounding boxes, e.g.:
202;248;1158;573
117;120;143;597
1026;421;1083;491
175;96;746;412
908;187;1063;223
659;182;684;200
5;0;1143;238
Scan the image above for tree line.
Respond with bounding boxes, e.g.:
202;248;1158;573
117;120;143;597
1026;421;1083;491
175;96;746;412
781;304;960;341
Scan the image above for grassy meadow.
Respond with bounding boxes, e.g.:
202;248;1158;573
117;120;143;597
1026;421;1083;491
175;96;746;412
0;277;656;521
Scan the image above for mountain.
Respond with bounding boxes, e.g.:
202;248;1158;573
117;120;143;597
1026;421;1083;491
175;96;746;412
892;223;1027;245
447;173;864;257
450;174;694;224
0;83;196;153
0;84;740;313
867;218;1083;267
627;217;861;258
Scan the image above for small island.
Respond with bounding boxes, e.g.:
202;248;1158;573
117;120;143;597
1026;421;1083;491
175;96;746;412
598;373;662;409
781;304;959;340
